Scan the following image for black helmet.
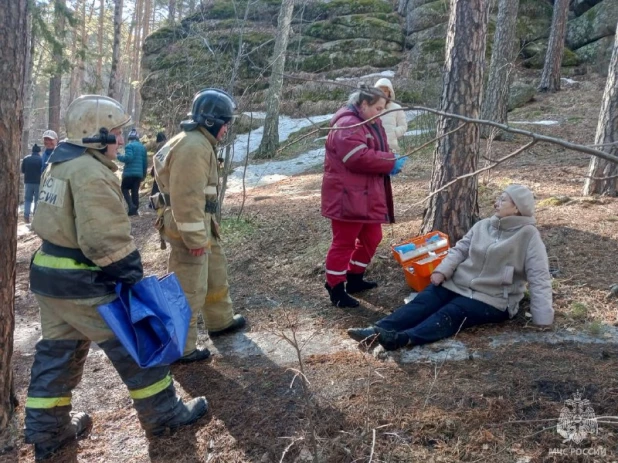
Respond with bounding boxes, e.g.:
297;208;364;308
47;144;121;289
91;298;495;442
186;88;237;136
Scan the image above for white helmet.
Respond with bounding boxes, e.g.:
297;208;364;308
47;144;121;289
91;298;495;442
65;95;132;149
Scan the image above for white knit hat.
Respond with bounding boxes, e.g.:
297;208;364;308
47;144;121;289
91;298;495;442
504;184;535;217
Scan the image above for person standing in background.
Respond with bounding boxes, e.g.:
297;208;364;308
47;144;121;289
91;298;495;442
41;130;58;173
117;129;148;216
374;78;407;153
21;144;43;223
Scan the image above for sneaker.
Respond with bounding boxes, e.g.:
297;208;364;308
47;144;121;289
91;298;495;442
374;327;410;351
208;314;246;337
347;327;378;345
33;412;92;461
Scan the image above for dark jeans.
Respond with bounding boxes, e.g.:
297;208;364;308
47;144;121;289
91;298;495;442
121;176;141;214
376;284;509;346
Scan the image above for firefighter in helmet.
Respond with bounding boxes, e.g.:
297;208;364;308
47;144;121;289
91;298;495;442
26;95;207;460
154;88;246;363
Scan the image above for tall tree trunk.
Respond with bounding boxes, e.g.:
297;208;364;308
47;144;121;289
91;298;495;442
134;0;145;126
168;0;176;24
538;0;569;92
21;9;36;156
118;13;135;105
420;0;490;242
48;0;67;134
97;0;105;92
255;0;295;159
143;0;151;38
107;0;123;99
481;0;519;137
583;26;618;196
0;0;28;432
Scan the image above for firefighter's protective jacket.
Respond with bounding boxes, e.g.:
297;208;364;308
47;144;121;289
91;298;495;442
30;146;143;298
154;127;220;250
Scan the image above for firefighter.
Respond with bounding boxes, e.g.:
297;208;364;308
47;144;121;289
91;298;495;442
26;95;207;461
154;88;246;364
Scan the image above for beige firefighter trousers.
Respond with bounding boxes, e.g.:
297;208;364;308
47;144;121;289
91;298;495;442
37;293;118;342
168;238;234;354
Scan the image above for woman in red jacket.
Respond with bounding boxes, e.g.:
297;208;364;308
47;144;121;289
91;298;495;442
322;86;407;307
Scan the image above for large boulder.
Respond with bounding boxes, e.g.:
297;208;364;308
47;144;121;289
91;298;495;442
521;40;581;69
566;0;618;49
575;35;616;74
508;82;536;111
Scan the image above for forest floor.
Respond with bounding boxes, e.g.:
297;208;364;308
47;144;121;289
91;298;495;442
2;73;618;463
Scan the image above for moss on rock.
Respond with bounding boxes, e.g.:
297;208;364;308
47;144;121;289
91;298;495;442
566;0;618;49
304;14;403;45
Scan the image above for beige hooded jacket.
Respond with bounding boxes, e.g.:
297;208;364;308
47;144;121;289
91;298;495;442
434;215;554;326
154;127;220;250
374;78;407;152
33;149;136;267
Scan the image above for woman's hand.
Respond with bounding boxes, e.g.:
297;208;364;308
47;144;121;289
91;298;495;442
430;272;445;286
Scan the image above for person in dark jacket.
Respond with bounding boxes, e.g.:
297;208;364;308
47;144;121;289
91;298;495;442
41;130;58;173
148;132;166;208
322;86;407;308
21;144;43;223
117;129;148;216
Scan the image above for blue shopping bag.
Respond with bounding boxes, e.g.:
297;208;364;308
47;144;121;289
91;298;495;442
97;273;191;368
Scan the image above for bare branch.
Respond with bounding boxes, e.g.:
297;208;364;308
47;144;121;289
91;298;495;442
560;168;618;181
410;140;538;209
282;74;618;164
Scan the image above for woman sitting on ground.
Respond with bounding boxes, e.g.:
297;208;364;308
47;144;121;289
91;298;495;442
348;184;554;350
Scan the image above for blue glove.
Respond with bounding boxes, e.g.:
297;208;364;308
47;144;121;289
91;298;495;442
390;156;407;176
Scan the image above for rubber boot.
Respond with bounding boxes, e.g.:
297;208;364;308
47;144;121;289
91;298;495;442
175;347;211;364
137;395;209;437
208;314;246;337
99;338;208;436
325;282;359;308
346;272;378;294
33;412;92;461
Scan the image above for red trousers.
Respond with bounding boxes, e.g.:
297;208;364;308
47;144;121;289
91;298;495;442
325;219;383;287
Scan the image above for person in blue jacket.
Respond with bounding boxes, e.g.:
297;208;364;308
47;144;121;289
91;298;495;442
117;129;148;216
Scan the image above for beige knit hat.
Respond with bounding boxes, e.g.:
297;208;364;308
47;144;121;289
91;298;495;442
504;184;535;217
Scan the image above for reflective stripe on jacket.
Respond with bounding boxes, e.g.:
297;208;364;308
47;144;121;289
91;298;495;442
30;147;139;298
321;105;396;224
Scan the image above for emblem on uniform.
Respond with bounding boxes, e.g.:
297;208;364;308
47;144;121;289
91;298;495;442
38;177;67;208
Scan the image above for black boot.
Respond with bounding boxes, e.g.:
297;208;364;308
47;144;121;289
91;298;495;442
175;347;211;364
208;314;246;337
346;272;378;294
33;412;92;461
347;327;377;345
375;326;410;351
142;396;209;437
325;282;359;308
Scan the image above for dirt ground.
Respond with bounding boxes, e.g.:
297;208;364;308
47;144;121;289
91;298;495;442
2;74;618;462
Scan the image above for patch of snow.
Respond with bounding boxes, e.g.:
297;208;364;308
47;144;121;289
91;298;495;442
561;77;578;85
510;120;560;126
241;111;266;119
230;114;333;162
226;147;326;193
404;129;431;137
335;70;396;81
17;224;33;237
